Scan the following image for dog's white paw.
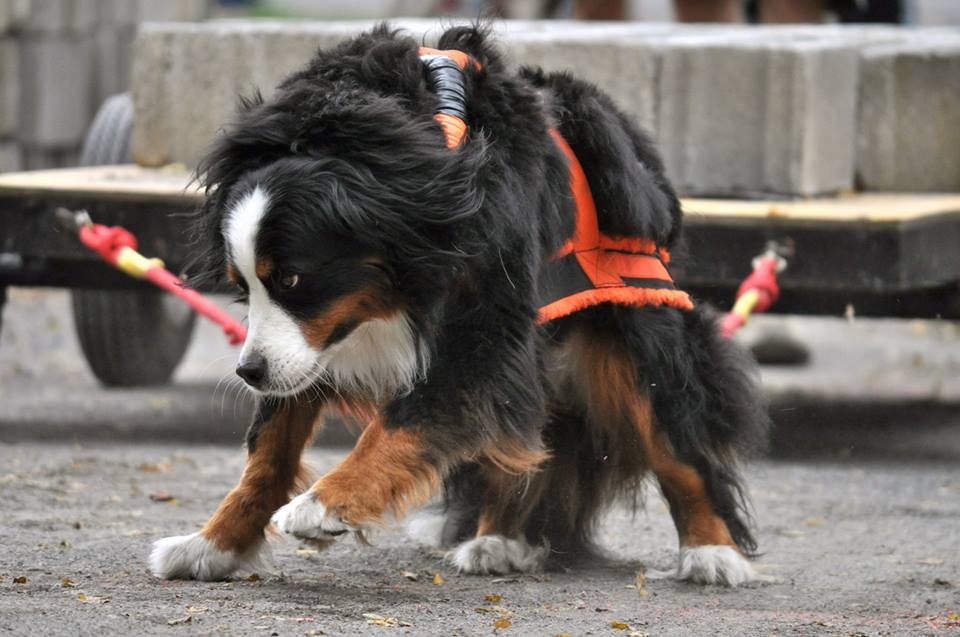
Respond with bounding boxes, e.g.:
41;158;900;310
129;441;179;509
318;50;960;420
271;491;354;541
448;535;547;575
675;545;757;587
149;532;270;581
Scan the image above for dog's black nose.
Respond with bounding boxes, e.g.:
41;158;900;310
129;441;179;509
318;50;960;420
236;353;267;387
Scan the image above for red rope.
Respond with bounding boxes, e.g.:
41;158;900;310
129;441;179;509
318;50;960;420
77;219;247;346
720;254;782;338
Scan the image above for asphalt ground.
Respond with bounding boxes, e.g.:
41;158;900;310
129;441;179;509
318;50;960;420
1;443;958;637
1;289;960;635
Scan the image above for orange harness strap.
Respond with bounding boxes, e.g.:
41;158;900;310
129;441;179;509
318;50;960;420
418;48;693;324
536;131;692;324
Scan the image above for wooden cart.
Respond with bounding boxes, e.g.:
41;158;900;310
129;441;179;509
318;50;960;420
2;162;959;386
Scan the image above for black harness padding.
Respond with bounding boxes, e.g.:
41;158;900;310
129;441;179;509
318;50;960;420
420;55;468;119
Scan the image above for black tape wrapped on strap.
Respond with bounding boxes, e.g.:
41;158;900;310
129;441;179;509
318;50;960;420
420;54;468;119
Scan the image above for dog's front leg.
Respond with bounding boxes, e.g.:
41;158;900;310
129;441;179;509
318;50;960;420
272;417;442;541
150;397;322;580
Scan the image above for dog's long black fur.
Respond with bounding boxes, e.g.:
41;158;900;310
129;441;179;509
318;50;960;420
192;24;768;558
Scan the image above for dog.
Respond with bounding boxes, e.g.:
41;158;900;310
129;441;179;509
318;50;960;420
149;24;768;587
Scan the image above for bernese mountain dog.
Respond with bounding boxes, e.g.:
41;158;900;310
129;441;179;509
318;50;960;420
150;24;768;587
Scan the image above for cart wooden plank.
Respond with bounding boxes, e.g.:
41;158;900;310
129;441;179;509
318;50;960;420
684;194;960;224
0;165;203;203
1;165;958;318
1;165;960;224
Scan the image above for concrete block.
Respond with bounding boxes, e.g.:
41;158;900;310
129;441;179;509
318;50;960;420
94;25;135;101
18;35;95;147
130;20;668;166
135;0;210;22
18;0;98;33
657;32;860;197
857;35;960;192
0;140;20;172
503;27;674;134
21;145;78;169
98;0;139;28
18;0;68;32
0;0;18;32
132;21;378;166
0;38;18;137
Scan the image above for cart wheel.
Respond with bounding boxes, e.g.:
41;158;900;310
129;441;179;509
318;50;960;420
71;93;197;387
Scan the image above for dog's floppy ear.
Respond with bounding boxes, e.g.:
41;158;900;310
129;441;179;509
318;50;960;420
185;92;296;288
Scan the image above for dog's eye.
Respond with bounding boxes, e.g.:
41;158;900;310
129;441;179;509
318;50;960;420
279;272;300;290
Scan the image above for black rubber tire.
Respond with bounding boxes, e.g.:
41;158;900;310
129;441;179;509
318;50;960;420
71;93;197;387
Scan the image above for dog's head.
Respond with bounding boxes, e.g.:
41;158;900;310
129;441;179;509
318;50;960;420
189;27;493;398
221;162;424;398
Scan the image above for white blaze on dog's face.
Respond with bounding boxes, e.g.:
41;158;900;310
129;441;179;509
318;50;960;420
223;185;426;398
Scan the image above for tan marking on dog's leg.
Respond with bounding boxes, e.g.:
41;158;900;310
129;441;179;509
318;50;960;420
475;462;547;538
311;418;441;527
202;399;322;550
574;330;735;549
150;399;322;580
632;401;735;548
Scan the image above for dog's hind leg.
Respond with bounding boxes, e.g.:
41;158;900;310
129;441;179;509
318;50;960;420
150;397;321;580
572;313;764;587
632;403;759;586
446;462;549;575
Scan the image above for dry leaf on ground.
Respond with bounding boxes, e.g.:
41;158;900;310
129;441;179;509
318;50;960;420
493;618;512;629
136;463;170;473
432;573;444;585
485;594;502;602
363;613;411;627
635;567;649;598
166;616;192;626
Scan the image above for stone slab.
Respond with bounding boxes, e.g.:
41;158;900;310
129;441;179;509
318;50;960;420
0;37;17;136
132;20;453;166
18;0;99;33
502;26;676;134
657;31;860;197
0;139;20;171
17;35;95;148
857;35;960;192
129;21;960;198
135;0;210;23
131;20;666;166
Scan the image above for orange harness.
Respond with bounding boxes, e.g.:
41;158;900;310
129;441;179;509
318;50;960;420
419;48;693;324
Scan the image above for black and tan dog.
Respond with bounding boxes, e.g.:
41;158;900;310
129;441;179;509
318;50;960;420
150;24;768;586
